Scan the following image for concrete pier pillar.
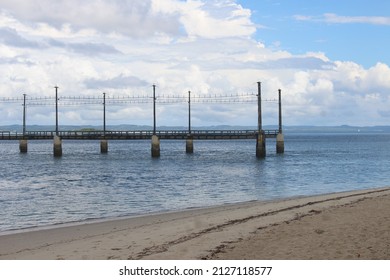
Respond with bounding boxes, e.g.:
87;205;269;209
100;139;108;154
256;131;266;158
53;136;62;157
276;133;284;154
186;135;194;154
151;135;160;158
19;139;28;153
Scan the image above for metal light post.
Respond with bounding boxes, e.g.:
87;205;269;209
188;90;191;134
103;92;106;136
53;86;62;157
151;84;160;157
55;86;59;136
257;81;262;132
186;90;194;153
22;94;27;136
256;81;266;158
101;92;108;153
276;89;284;154
278;89;282;134
153;84;156;135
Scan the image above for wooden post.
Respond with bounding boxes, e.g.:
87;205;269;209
186;135;193;154
19;139;28;153
256;130;266;158
100;139;108;154
53;135;62;157
151;134;160;158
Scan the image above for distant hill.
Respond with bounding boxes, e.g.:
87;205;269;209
282;125;390;133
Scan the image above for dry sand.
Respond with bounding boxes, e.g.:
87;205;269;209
0;187;389;260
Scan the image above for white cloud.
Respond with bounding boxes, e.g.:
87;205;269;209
323;13;390;25
84;74;149;89
178;0;256;38
1;1;390;127
293;15;313;21
0;0;255;39
0;0;181;37
294;13;390;26
152;0;256;39
365;63;390;89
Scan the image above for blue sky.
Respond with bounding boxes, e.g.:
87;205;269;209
0;0;389;127
240;0;390;67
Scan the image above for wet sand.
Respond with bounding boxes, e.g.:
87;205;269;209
1;187;389;260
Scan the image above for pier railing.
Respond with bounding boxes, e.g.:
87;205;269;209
1;130;279;140
0;131;13;140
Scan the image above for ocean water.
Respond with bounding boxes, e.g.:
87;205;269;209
1;133;390;233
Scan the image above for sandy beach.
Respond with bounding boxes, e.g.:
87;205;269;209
0;187;389;260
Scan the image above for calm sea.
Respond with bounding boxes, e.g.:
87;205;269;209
1;133;390;233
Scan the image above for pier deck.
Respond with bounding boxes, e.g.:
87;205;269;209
0;130;279;141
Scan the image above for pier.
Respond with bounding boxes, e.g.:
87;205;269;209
0;129;279;141
0;82;284;158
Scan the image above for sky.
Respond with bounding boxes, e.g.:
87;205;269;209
0;0;389;127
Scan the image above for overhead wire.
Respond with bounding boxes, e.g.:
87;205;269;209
1;92;278;106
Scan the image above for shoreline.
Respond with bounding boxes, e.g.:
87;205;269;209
1;187;389;259
0;187;379;236
0;192;323;236
0;198;278;237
